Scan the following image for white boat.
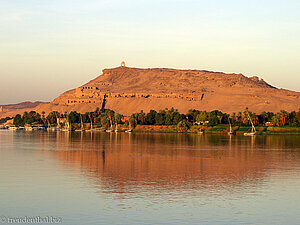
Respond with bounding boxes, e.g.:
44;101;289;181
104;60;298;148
8;126;18;130
52;113;62;131
62;115;73;131
75;115;85;132
49;127;58;131
228;118;235;135
37;126;46;131
106;124;114;132
115;124;119;132
244;112;256;136
198;128;204;135
125;123;133;133
25;126;33;131
46;119;51;131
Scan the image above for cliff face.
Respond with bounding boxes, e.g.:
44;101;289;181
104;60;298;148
1;66;300;117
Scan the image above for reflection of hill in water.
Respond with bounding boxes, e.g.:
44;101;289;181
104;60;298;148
51;133;300;193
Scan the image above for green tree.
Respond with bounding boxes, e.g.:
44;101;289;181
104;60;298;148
129;115;137;128
46;111;59;125
13;114;24;126
146;110;157;125
23;111;42;125
173;112;184;125
115;113;123;124
196;111;208;122
155;111;165;125
177;120;190;132
137;110;146;125
165;114;172;125
69;111;80;123
279;110;289;126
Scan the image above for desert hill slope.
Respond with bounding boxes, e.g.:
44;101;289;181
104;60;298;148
1;66;300;117
0;101;48;117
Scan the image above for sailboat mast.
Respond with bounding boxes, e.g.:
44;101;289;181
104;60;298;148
80;115;83;129
247;112;256;133
115;115;118;131
89;113;93;130
66;114;69;129
56;113;60;128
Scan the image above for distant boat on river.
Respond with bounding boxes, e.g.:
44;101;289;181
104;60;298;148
244;112;256;136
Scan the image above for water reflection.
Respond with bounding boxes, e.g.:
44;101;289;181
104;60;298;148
41;132;300;195
1;131;300;224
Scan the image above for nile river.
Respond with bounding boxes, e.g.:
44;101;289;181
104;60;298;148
0;130;300;225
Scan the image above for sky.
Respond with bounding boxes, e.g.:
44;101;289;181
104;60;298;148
0;0;299;104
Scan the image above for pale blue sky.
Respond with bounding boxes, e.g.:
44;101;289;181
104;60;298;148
0;0;299;104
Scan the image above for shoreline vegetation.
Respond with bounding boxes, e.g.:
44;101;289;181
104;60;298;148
1;107;300;134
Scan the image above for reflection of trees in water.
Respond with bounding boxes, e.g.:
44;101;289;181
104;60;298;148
46;133;300;195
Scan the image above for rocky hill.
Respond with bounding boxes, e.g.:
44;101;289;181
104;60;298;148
1;65;300;117
0;101;48;116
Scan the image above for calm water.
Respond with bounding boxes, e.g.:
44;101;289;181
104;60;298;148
0;130;300;225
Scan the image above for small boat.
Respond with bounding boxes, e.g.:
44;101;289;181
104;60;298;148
49;127;58;131
94;128;106;132
75;115;85;132
25;126;33;131
244;112;256;136
46;119;51;131
37;126;46;131
198;128;204;135
228;118;235;135
8;126;18;130
50;113;61;131
106;123;114;132
125;124;133;133
115;124;119;132
62;116;73;131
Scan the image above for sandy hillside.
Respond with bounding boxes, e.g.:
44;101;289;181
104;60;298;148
1;66;299;117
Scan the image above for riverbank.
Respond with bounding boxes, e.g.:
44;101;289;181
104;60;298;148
133;124;300;134
2;123;300;134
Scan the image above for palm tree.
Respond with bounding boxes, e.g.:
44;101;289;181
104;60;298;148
237;112;242;123
279;110;288;126
41;111;46;124
272;113;281;126
177;120;189;132
261;111;267;125
231;112;236;123
138;110;146;124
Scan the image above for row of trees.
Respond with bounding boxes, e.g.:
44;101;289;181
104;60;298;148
13;111;43;126
0;117;11;124
127;108;300;127
129;108;186;127
11;108;300;127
